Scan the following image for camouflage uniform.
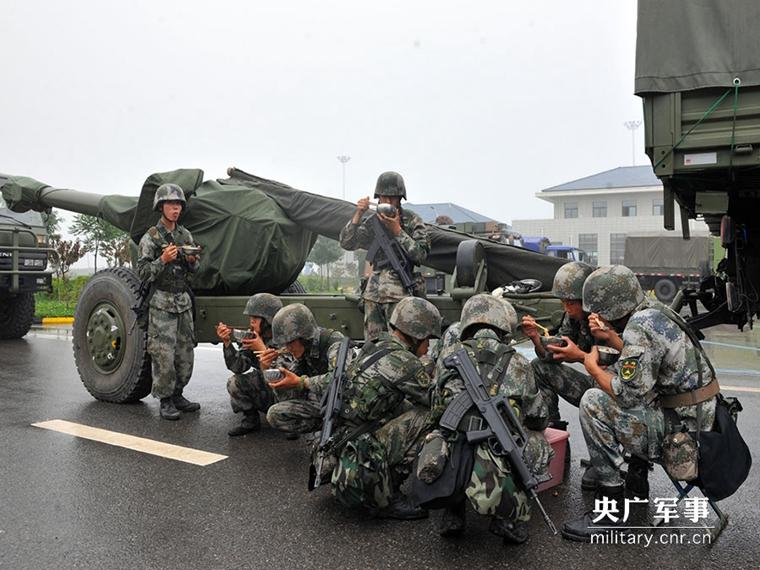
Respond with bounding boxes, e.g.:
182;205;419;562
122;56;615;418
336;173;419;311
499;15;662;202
432;330;552;522
580;297;716;486
225;294;284;420
339;210;430;341
530;261;596;421
330;333;434;510
137;221;199;400
531;315;596;420
431;294;552;537
264;327;345;434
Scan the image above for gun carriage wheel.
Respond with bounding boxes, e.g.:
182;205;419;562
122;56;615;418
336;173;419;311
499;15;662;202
72;267;152;402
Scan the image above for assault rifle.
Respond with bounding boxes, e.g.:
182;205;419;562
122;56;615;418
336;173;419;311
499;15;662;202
309;337;352;491
365;212;416;295
441;347;558;534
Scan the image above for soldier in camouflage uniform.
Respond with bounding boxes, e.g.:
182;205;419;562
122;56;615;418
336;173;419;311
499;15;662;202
216;293;284;436
339;171;430;341
562;265;718;542
273;297;442;519
264;304;345;435
137;183;201;421
431;294;552;544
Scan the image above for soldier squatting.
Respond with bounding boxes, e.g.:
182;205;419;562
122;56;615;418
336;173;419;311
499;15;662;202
141;174;725;545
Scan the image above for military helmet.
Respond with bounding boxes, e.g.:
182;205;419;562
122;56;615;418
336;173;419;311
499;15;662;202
389;297;441;340
153;183;187;211
552;261;594;300
271;303;319;346
460;293;514;339
582;265;645;321
374;171;407;199
243;293;283;324
496;296;519;334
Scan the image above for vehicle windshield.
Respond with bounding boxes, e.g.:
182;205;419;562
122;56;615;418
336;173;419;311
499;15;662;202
0;201;45;228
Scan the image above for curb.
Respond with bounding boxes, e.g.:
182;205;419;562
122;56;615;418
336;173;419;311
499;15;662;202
41;317;75;325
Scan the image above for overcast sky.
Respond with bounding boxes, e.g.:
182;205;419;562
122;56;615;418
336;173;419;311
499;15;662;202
2;0;644;233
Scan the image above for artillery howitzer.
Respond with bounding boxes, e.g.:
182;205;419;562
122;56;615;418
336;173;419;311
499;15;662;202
1;167;566;403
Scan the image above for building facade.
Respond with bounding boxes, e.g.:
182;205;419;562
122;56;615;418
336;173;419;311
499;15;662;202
511;166;709;266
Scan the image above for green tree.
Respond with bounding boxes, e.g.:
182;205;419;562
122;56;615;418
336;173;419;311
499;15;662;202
306;236;343;289
70;214;129;272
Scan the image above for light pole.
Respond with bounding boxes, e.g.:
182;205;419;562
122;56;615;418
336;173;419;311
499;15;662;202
336;155;351;200
623;120;642;166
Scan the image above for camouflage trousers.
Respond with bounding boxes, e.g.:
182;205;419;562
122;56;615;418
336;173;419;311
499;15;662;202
580;388;665;486
226;370;275;415
147;307;194;399
363;299;399;342
332;407;431;510
266;391;322;434
531;358;596;421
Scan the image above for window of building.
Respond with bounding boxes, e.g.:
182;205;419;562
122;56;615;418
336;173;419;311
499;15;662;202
592;200;607;218
610;233;626;264
578;233;598;266
652;199;664;216
622;199;637;217
564;202;578;219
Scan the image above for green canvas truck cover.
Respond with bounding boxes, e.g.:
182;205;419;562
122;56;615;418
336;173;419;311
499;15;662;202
635;0;760;94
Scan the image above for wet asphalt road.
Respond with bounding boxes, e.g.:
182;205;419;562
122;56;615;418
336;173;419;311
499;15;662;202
1;325;759;570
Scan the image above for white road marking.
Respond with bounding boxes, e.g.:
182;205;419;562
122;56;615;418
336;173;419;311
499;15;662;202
32;419;227;466
721;385;760;394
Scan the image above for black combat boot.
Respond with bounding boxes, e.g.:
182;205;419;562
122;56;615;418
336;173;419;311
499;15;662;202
228;412;261;437
373;495;429;521
438;500;466;537
561;483;626;542
489;516;529;545
625;456;651;499
581;465;600;491
160;397;181;421
173;392;201;413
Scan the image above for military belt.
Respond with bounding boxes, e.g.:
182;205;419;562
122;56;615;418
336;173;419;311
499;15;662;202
659;379;720;409
156;284;187;294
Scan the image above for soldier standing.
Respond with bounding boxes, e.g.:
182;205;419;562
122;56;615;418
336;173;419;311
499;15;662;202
431;294;552;544
137;183;200;421
216;293;283;436
339;171;430;341
562;265;718;542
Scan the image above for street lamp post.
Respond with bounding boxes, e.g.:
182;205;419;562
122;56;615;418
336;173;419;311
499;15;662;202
623;120;642;166
336;155;351;200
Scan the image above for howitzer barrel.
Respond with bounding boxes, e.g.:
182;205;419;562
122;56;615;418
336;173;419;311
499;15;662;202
0;175;137;233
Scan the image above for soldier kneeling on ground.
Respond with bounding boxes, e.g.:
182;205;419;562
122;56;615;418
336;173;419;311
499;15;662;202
216;293;284;436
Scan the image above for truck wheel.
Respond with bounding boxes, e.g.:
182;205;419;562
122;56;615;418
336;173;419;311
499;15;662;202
282;280;306;295
654;278;677;303
72;267;152;403
0;292;35;339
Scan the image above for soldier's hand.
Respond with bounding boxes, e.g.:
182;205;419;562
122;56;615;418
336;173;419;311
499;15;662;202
356;196;371;212
269;368;303;391
546;336;586;363
378;208;402;236
241;334;266;353
216;322;231;346
185;254;199;264
258;348;279;370
589;313;614;341
584;346;603;373
521;315;539;339
161;244;178;263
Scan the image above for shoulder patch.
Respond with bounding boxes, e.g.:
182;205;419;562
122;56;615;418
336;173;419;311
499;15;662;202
619;357;640;382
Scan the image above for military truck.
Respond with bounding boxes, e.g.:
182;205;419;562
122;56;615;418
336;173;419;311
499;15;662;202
0;168;566;403
637;0;760;330
623;234;715;303
0;176;52;339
